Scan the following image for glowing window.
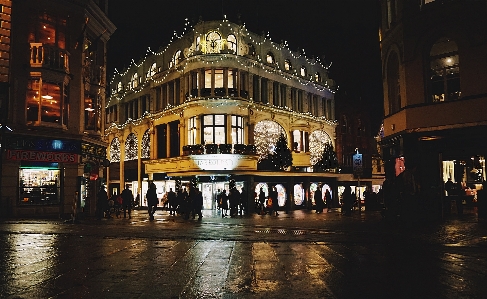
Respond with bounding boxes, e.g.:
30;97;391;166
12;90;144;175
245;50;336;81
124;133;138;161
284;60;292;71
131;73;138;89
254;120;286;160
430;38;460;102
227;34;237;52
309;130;332;165
206;31;222;53
266;52;274;64
110;138;121;162
300;66;307;77
142;130;151;159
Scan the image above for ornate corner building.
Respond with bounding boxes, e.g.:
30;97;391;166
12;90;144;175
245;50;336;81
105;19;349;211
380;0;487;210
0;0;115;218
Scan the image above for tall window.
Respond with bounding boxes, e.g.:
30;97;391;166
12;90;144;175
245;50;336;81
430;38;460;102
206;31;222;54
214;69;224;88
227;34;237;52
266;52;275;64
309;130;332;165
110;138;121;162
231;115;244;144
228;69;236;90
28;13;66;49
386;51;400;114
188;116;197;145
148;62;157;77
300;66;307;77
125;133;138;161
26;79;66;125
142;130;151;159
84;95;99;130
284;59;292;71
315;72;321;82
254;120;286;160
203;114;226;144
171;50;181;68
204;69;212;89
131;73;138;89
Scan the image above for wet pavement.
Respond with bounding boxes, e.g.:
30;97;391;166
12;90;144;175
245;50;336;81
0;208;486;299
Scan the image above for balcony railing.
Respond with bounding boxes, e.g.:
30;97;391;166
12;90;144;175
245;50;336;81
30;43;70;73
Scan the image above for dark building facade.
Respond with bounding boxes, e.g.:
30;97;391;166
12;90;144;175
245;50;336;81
0;0;115;218
380;0;487;215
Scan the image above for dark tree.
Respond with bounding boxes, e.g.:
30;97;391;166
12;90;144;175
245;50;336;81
271;133;292;171
314;142;339;172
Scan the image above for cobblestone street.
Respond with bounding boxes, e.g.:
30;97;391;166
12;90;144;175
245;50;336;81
1;209;486;299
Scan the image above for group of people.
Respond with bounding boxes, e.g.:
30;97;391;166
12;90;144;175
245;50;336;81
96;186;135;220
158;186;204;220
216;187;246;217
314;186;333;214
256;186;279;216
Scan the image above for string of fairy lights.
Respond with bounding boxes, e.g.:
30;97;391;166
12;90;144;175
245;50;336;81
107;18;335;106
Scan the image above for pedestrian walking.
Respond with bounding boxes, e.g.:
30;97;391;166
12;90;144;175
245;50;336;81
325;189;332;212
314;186;323;213
342;186;353;216
146;182;158;220
121;186;134;219
167;188;177;215
192;188;203;220
258;187;266;215
220;189;228;217
267;186;278;216
96;186;107;220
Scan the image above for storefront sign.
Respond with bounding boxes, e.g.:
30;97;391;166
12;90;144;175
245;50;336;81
192;154;238;170
6;149;78;163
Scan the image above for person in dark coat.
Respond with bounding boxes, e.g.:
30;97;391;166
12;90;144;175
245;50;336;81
121;186;134;219
96;186;107;220
342;186;353;216
167;188;177;216
192;188;203;220
325;189;332;212
314;186;323;213
220;189;228;217
258;187;266;214
146;182;158;220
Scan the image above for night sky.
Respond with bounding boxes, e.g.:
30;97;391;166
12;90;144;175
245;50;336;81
107;0;383;132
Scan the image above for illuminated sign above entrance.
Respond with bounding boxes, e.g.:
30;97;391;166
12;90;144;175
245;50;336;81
192;155;238;170
6;149;78;163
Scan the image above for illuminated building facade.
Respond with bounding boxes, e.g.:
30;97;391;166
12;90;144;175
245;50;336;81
0;0;115;218
106;19;339;210
380;0;487;214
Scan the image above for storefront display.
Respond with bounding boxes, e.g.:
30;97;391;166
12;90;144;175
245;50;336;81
19;167;60;204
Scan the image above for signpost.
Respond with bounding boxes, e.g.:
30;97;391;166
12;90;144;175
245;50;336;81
353;149;363;213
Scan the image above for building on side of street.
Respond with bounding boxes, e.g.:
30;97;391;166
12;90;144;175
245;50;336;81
105;19;346;212
379;0;487;216
0;0;115;218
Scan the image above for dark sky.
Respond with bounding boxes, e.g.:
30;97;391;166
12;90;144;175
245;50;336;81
107;0;383;132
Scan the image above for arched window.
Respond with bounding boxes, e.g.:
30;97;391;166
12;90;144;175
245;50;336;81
124;133;138;161
309;130;333;165
386;51;400;114
254;120;286;160
172;50;181;68
227;34;237;52
430;38;460;102
141;130;151;159
266;52;275;64
300;66;307;77
284;59;292;71
117;82;122;92
206;31;222;54
131;73;138;89
148;62;157;78
109;138;121;162
248;43;256;57
315;72;321;82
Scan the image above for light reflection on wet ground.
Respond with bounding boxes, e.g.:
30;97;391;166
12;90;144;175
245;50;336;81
0;209;486;298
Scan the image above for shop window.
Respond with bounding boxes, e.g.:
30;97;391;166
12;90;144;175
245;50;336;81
294;184;304;205
231;115;244;145
254;120;286;160
227;34;237;52
429;38;460;102
203;114;226;144
284;59;292;71
292;130;303;152
275;184;286;207
19;168;61;205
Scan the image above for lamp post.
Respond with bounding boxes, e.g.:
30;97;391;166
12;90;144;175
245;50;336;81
353;148;363;213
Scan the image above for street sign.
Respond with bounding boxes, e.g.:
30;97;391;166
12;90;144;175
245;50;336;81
353;153;363;176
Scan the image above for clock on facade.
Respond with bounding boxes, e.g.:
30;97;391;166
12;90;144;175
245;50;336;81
206;31;221;54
